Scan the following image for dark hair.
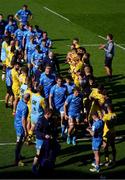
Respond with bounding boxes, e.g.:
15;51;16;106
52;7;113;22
91;111;98;117
21;66;28;74
35;25;39;29
10;46;16;53
56;76;63;81
35;44;41;51
44;108;53;115
7;14;14;20
45;64;52;68
97;84;104;91
73;38;79;42
108;33;113;40
36;85;43;93
73;87;81;92
23;4;28;8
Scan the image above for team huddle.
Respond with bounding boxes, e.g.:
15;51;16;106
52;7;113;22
0;4;116;174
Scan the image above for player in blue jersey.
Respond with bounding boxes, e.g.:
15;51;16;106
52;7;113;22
49;76;67;138
39;64;56;106
5;66;14;108
23;25;35;48
4;20;16;36
40;39;49;59
14;93;30;166
7;14;18;30
28;85;46;141
14;23;24;49
86;111;104;172
64;76;75;95
43;51;60;74
64;87;83;145
31;45;43;80
34;25;43;41
15;4;32;25
25;36;37;75
39;31;52;48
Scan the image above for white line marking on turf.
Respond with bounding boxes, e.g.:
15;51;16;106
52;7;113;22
67;43;125;47
98;35;125;50
0;136;124;146
43;6;71;22
67;44;99;47
0;99;5;102
0;142;16;146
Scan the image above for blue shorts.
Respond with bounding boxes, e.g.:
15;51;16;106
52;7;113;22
36;139;44;150
55;105;64;114
92;138;102;151
15;126;25;142
68;113;81;121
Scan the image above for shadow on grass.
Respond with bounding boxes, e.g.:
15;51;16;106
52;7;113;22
1;166;125;179
52;38;70;42
0;167;102;179
59;143;91;157
0;156;34;170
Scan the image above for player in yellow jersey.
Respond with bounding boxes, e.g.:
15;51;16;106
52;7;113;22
19;66;28;85
24;79;33;133
102;106;116;166
66;48;77;65
11;61;21;115
71;38;80;49
6;45;16;68
88;84;105;122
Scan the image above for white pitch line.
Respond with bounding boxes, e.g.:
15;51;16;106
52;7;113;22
0;142;16;146
0;99;5;102
43;6;71;22
67;44;99;47
98;35;125;50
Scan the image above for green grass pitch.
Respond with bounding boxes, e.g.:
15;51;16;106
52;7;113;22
0;0;125;178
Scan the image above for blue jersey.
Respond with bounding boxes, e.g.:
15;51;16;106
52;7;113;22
6;68;12;86
14;99;28;127
26;41;36;56
16;9;32;25
34;29;42;40
50;84;67;109
6;20;18;30
64;82;75;95
65;94;83;115
24;30;35;46
14;28;24;48
92;119;104;140
40;72;56;98
5;24;15;34
40;45;49;58
31;51;43;66
31;93;45;122
20;84;28;99
14;28;24;41
38;37;52;48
